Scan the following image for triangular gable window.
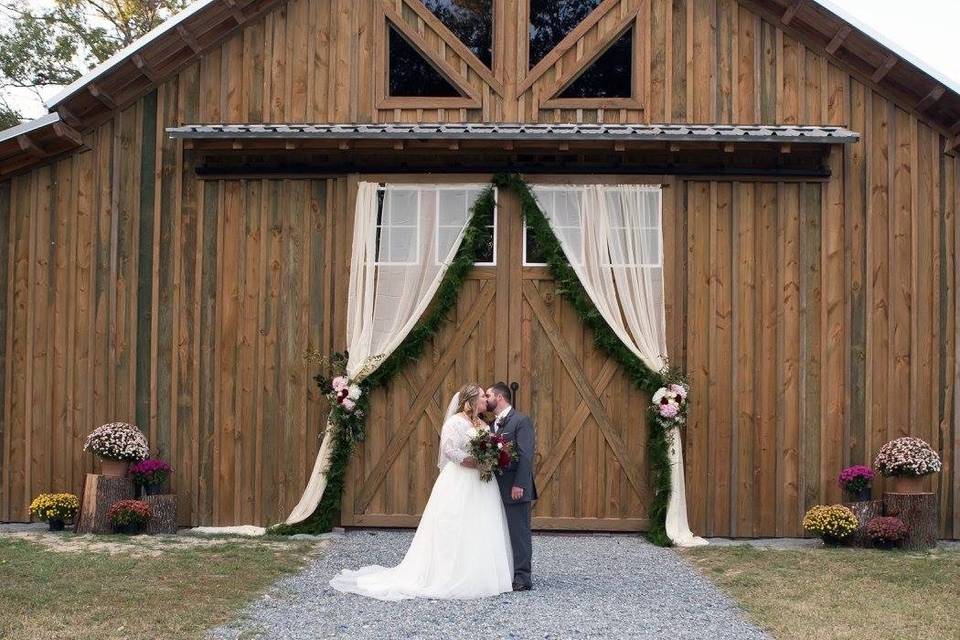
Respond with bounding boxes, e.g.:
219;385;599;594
421;0;493;68
558;27;633;99
529;0;602;69
389;26;463;97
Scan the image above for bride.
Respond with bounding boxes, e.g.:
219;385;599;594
329;383;514;600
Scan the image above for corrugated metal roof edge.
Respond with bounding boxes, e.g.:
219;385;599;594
0;113;61;145
45;0;217;109
166;123;860;143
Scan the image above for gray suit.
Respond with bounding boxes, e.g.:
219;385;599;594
494;408;537;588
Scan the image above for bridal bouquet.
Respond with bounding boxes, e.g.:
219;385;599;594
468;425;517;482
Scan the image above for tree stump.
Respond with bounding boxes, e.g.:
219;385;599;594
75;474;135;534
143;494;178;534
883;492;938;550
843;500;884;547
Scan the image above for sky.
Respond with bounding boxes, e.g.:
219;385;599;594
4;0;960;120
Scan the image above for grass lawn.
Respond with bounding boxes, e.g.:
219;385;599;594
0;533;323;640
684;545;960;640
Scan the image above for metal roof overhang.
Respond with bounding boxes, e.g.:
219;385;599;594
0;113;85;180
168;123;857;179
167;123;860;146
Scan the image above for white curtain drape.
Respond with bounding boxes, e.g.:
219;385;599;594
532;185;707;547
284;183;485;524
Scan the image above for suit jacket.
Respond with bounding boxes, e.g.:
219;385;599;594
494;408;538;504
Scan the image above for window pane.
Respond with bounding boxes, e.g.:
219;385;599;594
555;190;581;227
375;225;387;262
642;230;661;265
421;0;493;67
437;227;462;258
389;227;417;262
529;0;602;69
525;226;547;264
389;26;462;97
474;201;495;227
438;190;470;226
565;235;583;265
558;27;633;98
384;189;418;226
475;225;495;263
641;202;660;228
608;234;627;264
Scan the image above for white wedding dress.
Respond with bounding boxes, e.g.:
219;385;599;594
329;413;514;600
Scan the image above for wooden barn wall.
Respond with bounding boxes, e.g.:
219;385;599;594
1;0;959;536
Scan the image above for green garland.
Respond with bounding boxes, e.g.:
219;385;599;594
267;187;493;536
271;176;680;547
497;174;675;546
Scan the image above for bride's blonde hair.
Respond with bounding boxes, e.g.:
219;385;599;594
456;383;484;419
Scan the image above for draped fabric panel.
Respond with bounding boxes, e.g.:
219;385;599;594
284;183;485;525
532;185;707;547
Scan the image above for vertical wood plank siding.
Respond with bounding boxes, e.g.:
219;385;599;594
0;0;957;536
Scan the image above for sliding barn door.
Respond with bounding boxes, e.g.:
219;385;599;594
343;177;662;531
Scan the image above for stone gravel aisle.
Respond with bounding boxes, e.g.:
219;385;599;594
207;530;768;640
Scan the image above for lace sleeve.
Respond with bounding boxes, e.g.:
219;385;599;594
439;416;469;467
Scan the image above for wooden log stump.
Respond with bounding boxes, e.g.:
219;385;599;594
143;494;178;534
883;492;938;550
75;473;135;534
843;500;884;547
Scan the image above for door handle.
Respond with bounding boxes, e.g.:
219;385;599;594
510;381;519;410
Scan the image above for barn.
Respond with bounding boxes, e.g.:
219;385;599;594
0;0;958;540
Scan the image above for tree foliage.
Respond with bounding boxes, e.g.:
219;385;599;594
0;0;188;126
0;97;20;129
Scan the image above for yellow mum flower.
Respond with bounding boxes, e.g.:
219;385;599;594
29;493;80;522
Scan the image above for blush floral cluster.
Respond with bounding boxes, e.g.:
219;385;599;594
82;422;149;462
650;382;689;429
874;437;942;478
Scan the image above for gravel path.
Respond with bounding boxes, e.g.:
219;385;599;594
207;530;767;640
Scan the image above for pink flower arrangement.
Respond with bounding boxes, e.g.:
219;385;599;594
659;403;679;418
650;382;689;428
865;516;908;548
838;465;874;493
129;458;172;487
327;375;361;413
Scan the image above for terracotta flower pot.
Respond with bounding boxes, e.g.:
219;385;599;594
892;475;926;494
100;458;129;477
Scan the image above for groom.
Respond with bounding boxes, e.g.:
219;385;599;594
485;382;537;591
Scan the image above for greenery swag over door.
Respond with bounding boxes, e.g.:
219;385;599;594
270;174;687;546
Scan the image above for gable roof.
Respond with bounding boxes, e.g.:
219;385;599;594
813;0;960;99
1;0;958;180
46;0;225;110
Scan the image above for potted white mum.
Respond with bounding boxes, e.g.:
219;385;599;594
873;436;942;494
83;422;150;477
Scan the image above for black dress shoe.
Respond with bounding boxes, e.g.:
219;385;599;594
512;583;532;592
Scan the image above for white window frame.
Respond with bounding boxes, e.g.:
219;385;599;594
375;185;421;266
374;184;497;267
524;185;663;268
434;185;498;267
